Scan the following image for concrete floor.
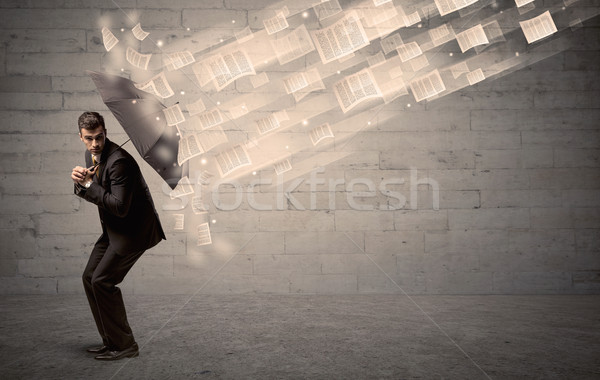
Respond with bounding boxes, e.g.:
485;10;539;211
0;294;599;379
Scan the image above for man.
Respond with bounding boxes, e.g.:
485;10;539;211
71;112;165;360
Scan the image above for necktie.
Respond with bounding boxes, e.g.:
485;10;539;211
92;156;100;179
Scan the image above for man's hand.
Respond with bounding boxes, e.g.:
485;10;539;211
72;165;97;186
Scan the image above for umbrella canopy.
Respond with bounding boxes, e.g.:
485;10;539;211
88;70;187;190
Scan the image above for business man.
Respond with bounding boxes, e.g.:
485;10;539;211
71;112;165;360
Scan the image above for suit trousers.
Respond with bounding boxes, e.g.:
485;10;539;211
82;234;144;351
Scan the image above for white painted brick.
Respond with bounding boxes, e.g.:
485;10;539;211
357;274;402;294
365;231;424;254
565;51;600;70
38;213;101;235
56;276;85;294
145;233;186;256
136;255;174;277
573;208;600;228
555;149;600;168
253;254;321;275
381;150;475;170
534;91;600;109
0;93;62;110
183;9;247;29
0;277;57;294
356;108;470;132
416;189;480;210
475;149;552;169
522;131;600;149
575;229;600;252
209;210;260;232
0;134;80;153
448;208;530;230
427;169;529;190
1;29;86;53
18;257;86;277
529;168;600;190
0;153;41;173
0;9;102;28
480;190;562;208
320;253;396;275
0;76;52;92
428;91;533;110
334;210;394;231
100;9;182;29
139;0;223;8
1;173;75;195
509;229;575;253
37;233;97;257
471;109;600;131
0;259;18;276
0;215;34;229
7;53;104;76
284;231;364;254
426;271;492;294
530;207;574;229
492;272;572;294
63;92;108;111
289;273;357;294
0;229;36;259
394;210;448;231
424;252;480;273
425;230;509;253
51;76;97;92
260;210;334;231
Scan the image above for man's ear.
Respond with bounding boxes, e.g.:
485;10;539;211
79;132;83;141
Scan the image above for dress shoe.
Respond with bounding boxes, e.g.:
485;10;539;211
94;342;139;361
86;345;109;354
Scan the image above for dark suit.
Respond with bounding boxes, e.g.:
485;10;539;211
76;138;165;351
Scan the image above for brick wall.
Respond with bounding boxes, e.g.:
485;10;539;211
0;0;598;295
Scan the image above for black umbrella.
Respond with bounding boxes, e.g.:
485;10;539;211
88;70;187;190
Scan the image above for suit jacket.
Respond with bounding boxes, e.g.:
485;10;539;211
75;139;165;255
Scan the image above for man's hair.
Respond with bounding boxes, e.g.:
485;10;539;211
78;112;105;133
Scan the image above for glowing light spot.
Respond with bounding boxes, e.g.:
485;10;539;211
180;90;185;95
216;101;221;105
252;171;257;175
157;40;163;47
220;38;224;42
211;219;217;224
186;27;191;31
417;24;422;28
120;28;125;32
232;20;236;23
302;120;308;125
302;11;309;18
367;121;371;125
337;70;341;74
264;60;268;64
176;132;180;136
121;68;125;72
173;163;177;167
449;53;453;57
407;103;411;108
131;100;137;104
201;158;207;165
156;116;160;120
515;52;519;57
285;145;289;149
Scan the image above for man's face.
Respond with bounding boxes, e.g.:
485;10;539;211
79;126;106;156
